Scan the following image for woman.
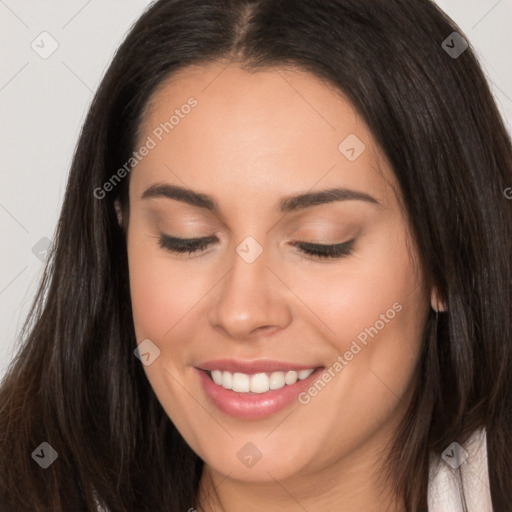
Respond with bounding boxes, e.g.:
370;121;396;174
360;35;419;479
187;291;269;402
1;0;511;510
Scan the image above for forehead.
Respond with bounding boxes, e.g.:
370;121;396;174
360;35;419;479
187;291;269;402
132;62;398;212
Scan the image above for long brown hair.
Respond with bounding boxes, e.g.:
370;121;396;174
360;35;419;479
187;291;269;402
1;1;511;510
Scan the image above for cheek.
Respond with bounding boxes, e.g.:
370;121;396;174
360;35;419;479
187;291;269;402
126;232;208;442
128;247;175;341
127;232;206;342
284;233;427;462
292;225;428;423
292;227;426;349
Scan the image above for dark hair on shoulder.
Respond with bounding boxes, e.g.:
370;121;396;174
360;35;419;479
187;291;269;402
1;0;511;510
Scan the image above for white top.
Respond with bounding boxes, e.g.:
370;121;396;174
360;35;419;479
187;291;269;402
428;428;493;511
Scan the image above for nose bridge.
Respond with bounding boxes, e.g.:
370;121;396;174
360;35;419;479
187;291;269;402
207;234;291;339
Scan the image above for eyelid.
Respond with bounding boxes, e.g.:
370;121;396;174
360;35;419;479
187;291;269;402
289;239;355;259
158;234;349;247
157;233;355;260
162;235;215;243
158;234;217;251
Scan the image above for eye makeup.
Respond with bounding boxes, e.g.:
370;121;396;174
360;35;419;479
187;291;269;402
157;233;355;261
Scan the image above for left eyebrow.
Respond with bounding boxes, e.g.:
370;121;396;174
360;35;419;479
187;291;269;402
140;183;380;213
278;187;379;212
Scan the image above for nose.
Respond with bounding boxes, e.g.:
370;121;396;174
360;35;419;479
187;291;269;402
207;243;292;341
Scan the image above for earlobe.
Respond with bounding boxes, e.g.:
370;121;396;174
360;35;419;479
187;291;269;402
114;199;123;226
430;288;446;312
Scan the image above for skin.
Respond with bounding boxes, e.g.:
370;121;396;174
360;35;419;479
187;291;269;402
120;61;442;511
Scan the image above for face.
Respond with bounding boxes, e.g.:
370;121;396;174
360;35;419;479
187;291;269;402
124;62;430;486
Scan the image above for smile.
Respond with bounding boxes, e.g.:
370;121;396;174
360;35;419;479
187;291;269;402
195;359;324;419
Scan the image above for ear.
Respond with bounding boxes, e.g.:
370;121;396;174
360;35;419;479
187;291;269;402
430;288;447;312
114;199;123;227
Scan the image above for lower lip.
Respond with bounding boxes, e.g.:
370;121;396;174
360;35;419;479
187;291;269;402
196;368;323;420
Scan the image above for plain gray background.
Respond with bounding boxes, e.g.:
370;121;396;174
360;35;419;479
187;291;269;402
1;0;511;380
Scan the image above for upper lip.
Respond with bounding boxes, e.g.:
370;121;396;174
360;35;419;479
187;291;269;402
197;359;322;374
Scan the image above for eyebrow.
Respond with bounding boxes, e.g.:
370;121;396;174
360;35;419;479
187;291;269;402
140;183;379;213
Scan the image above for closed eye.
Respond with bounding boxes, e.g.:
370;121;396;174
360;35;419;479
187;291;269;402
158;235;216;255
288;240;354;259
157;234;354;260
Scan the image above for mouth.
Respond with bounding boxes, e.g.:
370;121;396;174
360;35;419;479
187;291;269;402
195;359;324;419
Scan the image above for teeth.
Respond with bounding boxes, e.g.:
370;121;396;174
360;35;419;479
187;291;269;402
222;371;233;390
269;371;285;390
211;370;223;385
285;370;298;385
209;368;315;393
232;372;250;392
298;369;314;380
250;373;269;393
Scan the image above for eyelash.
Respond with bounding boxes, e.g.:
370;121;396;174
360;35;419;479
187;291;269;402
158;235;354;260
